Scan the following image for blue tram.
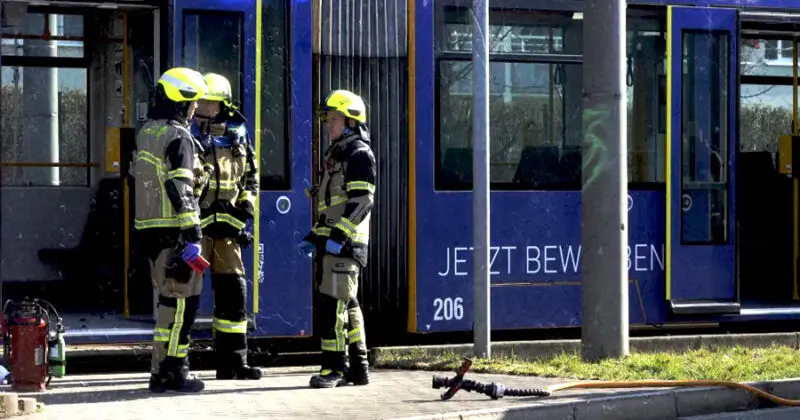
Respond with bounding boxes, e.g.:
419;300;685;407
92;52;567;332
3;0;800;345
410;0;800;334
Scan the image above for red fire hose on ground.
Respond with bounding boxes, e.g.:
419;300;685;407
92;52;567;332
433;358;800;406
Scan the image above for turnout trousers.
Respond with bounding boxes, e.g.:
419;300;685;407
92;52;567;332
201;236;250;371
316;255;368;377
150;247;203;375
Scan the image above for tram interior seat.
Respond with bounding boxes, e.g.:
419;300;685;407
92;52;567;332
37;177;125;312
739;151;793;302
440;148;473;186
440;146;578;189
559;147;582;189
512;146;564;188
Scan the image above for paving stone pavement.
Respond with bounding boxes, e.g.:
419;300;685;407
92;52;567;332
11;367;662;420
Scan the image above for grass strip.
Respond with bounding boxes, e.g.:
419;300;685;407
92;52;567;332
375;345;800;382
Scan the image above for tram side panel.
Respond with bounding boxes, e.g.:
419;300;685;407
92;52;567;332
246;0;314;339
411;0;699;334
411;190;670;332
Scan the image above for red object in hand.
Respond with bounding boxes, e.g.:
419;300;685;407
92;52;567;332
186;255;210;273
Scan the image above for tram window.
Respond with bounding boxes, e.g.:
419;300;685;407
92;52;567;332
742;38;795;77
436;8;583;191
0;67;89;186
739;37;794;155
439;9;581;55
259;0;290;190
740;84;793;154
435;7;667;191
438;60;583;190
182;13;242;102
627;18;667;186
680;31;730;245
1;12;85;59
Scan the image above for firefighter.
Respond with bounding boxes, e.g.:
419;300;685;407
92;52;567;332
191;72;262;380
299;89;376;388
132;67;210;393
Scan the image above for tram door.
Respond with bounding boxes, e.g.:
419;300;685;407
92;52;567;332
172;0;314;337
665;6;740;315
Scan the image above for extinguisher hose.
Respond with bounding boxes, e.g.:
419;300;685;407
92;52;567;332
31;299;62;333
1;300;9;368
35;299;65;387
1;299;12;334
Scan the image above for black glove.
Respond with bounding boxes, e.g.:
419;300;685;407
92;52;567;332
165;250;193;283
179;225;202;244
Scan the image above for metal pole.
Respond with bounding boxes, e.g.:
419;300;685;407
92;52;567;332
0;5;4;317
471;0;491;359
580;0;629;362
22;13;60;186
793;37;798;301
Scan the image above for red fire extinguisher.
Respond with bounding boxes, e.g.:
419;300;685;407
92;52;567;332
2;299;60;392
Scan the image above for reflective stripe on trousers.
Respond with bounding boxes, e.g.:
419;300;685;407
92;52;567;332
320;299;348;352
153;298;190;359
213;317;247;334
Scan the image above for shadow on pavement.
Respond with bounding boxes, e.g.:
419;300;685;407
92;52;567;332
45;379;151;389
30;383;310;406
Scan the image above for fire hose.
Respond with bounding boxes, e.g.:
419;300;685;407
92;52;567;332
432;358;800;406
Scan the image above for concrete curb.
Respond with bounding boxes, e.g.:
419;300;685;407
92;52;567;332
64;345;152;358
56;331;800;361
0;393;44;418
384;378;800;420
370;332;800;364
61;342;214;358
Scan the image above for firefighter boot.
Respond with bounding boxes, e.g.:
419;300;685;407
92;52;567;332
149;357;196;392
149;356;205;393
217;365;263;380
345;341;370;386
309;351;347;388
344;301;369;385
216;351;263;380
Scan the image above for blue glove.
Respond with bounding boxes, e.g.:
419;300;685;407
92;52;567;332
325;239;343;255
181;242;202;263
298;240;315;258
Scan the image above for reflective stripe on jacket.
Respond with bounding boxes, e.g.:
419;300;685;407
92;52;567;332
194;119;259;237
132;119;206;238
304;131;376;267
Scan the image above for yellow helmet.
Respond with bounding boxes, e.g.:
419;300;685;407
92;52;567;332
319;89;367;124
157;67;207;103
202;73;233;106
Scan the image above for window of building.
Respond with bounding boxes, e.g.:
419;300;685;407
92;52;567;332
763;39;793;62
435;7;667;191
1;8;89;186
741;37;795;78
